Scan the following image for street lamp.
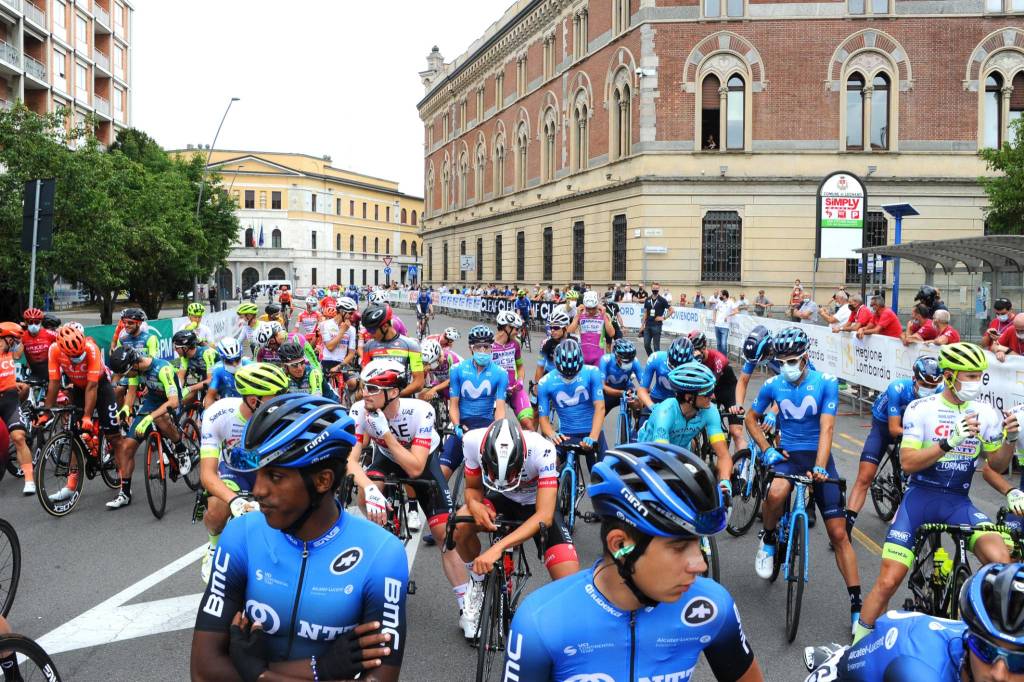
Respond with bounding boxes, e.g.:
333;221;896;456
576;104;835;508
193;96;240;302
881;202;919;313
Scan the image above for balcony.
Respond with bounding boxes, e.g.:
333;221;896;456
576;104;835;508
24;54;46;83
0;41;20;73
0;0;20;14
94;49;109;72
94;5;110;32
94;94;109;116
23;2;44;28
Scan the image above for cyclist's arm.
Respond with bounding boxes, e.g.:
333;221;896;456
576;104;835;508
603;381;625;399
494;483;558;556
815;416;835;471
982;461;1015;496
379;435;429;479
887;414;903;438
899;404;948;474
493;398;507;421
537;381;557;438
637;362;655;408
567;309;581;334
145;334;159;357
588;397;605;442
702;591;761;682
493;371;509;420
347;437;374;490
198;455;236;504
603;313;615;338
309;368;324;397
324;325;343;351
152;366;181;418
175;361;188;390
448;396;462;430
735;369;753;406
123;381;138;412
745;387;773;453
82;379;99;422
191;528;249;681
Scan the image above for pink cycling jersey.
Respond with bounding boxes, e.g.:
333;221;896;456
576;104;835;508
492;338;532;419
391;314;408;336
577;311;606;365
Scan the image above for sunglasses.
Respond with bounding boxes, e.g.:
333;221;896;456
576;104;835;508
362;383;389;396
966;633;1024;673
471;343;493;352
283;360;304;368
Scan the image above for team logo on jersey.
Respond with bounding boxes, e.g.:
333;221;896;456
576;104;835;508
564;675;614;682
245;600;281;634
778;395;819;420
331;547;363;574
555;385;590;407
884;627;899;650
461;380;494;400
681;596;717;626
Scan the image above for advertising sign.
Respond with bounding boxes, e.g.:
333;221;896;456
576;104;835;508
816;171;867;260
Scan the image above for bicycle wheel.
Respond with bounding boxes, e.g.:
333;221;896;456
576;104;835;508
449;465;466;508
97;432;121;490
869;449;901;522
701;535;720;582
946;564;972;619
727;456;762;537
785;519;807;643
0;634;64;681
0;518;21;618
180;418;202;491
616;407;629;446
475;573;505;682
556;471;576;535
144;435;167;520
35;433;85;518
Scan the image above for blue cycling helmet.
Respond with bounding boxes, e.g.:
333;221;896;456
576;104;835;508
959;562;1024;649
912;356;942;384
666;336;695;369
468;325;495;345
743;325;774;364
588;442;726;538
554;339;584;377
667;362;717;397
612;338;637;363
771;326;810;358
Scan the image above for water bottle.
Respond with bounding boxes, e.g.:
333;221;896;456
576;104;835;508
933;547;951;583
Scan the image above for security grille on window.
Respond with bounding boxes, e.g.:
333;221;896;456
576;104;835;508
460;241;467;282
543;227;553;281
516;231;525;281
476;238;484;281
495;235;503;281
845;211;888;284
572;221;585;280
612;215;627;281
701;211;742;281
429;245;434;282
443;242;449;281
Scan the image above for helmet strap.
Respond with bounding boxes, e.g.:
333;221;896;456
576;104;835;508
604;533;658;608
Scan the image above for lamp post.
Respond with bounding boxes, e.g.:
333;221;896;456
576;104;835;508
193;97;240;303
880;203;919;313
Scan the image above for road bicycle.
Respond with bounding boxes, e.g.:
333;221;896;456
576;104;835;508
614;390;640;446
0;634;63;681
996;507;1024;560
554;442;599;535
34;406;121;517
767;471;847;642
417;314;431;340
0;518;19;618
142;412;202;519
727;412;777;537
518;324;532;353
444;515;538;682
869;438;906;522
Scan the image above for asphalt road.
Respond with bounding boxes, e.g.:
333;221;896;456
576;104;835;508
0;309;1013;681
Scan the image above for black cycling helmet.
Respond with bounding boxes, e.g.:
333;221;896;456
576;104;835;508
480;417;526;493
771;326;810;358
959;562;1024;649
743;325;773;364
666;337;694;369
912;356;942;385
108;346;141;374
914;284;938;305
172;329;198;349
613;338;637;363
554;339;584;377
121;308;146;322
468;325;495;345
42;313;61;330
265;303;281;316
277;342;305;363
687;330;708;352
360;304;392;331
994;297;1013;312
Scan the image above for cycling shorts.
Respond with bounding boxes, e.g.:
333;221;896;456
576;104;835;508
217;459;256;494
771;451;844;522
604;394;622;415
25;361;49;384
713;372;741;425
883;486;996;567
861;417;896;466
481;492;577;568
507;384;534;422
70;380;120;435
440;416;491;471
128;393;167;437
367;449;453;529
0;389;25;433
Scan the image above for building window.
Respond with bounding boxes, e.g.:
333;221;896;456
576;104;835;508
386;238;390;254
375;270;379;286
443;112;450;141
984;73;1003;148
428;245;434;281
412;241;418;257
846;73;865;150
516;230;525;281
572;222;585;280
412;210;418;226
701;211;742;281
495;234;503;280
401;208;407;224
336;198;342;215
350;269;355;285
612;214;627;281
475;142;486;201
311;267;317;285
362;236;367;253
336;268;341;285
272;191;282;210
349;199;355;216
460;240;467;281
476;86;485;122
244;227;254;247
459;100;467;131
374;205;379;221
543;34;555;80
76;63;88;99
386;206;391;222
572;91;590;171
701;74;721;150
573;9;588;60
311;193;318;213
870;74;890;150
474;238;483;281
495;72;505;110
54;47;67;89
516;55;528;96
726;76;745;150
362;269;367;285
458;152;468;207
401;240;408;255
493;137;506;197
442;161;451;210
336;234;341;251
542;109;557;182
311;231;317;250
543;226;553;280
362;202;367;219
349;235;355;251
232;190;240;206
610;71;632;160
244;190;255;209
443;242;449;281
1011;72;1024;136
846;211;888;283
515;123;528;190
272;229;281;248
427;123;434;149
850;0;890;13
259;191;267;209
613;0;630;33
374;237;379;254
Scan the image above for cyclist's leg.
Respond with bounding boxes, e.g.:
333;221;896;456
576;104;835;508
417;453;467;590
715;374;745;451
815;458;861;608
508;386;535;432
961;501;1012;564
847;417;890;521
0;390;31;476
544;497;580;579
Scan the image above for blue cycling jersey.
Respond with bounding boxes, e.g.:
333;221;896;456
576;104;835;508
806;611;965;682
514;297;531;317
598;353;642;390
537;365;604;435
751;369;838;452
208;359;253;399
416;293;432;312
871;377;938;422
637;398;724;447
507;563;755;682
638;351;675;402
195;504;408;665
449;358;509;421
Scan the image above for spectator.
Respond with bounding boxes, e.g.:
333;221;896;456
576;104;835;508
792;292;822;325
235;286;241;299
713;289;737;352
754;289;770;317
901;303;937;346
613;284;625;302
857;295;902;339
736;293;750;315
993;314;1024;362
640;281;672;355
678;292;688;307
820;290;851;330
982;297;1014;349
835;293;871;333
789;279;804;320
633;282;649;302
930;309;960;345
693;289;706;310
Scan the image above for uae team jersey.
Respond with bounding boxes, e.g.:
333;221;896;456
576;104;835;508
462;428;557;506
348;398;440;460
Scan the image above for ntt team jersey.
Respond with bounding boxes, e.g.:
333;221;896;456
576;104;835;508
208;359;253;399
751;370;838;452
507;564;755;682
194;505;408;665
638;351;675;402
901;393;1003;492
537;365;604;434
598;354;642;390
804;611;965;682
871;377;939;422
638;398;724;448
449;359;508;421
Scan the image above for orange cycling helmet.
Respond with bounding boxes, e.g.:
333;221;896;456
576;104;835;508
0;322;22;339
23;308;44;322
56;325;87;356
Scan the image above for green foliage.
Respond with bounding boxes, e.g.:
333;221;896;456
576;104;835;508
979;118;1024;235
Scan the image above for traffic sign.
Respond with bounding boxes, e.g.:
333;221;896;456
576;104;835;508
383;267;392;275
382;256;393;267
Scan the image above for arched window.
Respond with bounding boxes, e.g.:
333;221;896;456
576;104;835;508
412;241;418;257
610;70;632;160
493;135;506;198
726;75;745;150
335;234;341;251
985;73;1004;149
870;74;890;150
571;90;590;172
244;227;254;247
349;235;355;252
460;240;467;282
385;239;390;255
475;141;486;201
411;210;417;226
401;240;408;255
846;73;865;150
401;208;407;224
425;166;434;216
541;107;557;182
271;229;281;249
458;151;468;207
441;159;450;211
700;74;721;150
1012;71;1024;135
515;122;528;190
362;236;367;253
374;237;379;254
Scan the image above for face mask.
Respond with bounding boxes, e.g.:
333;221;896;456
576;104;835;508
27;324;40;335
568;301;577;310
915;384;936;398
956;380;982;401
225;363;239;374
998;314;1010;322
71;353;86;364
617;360;633;371
473;352;491;367
652;290;659;295
780;363;803;383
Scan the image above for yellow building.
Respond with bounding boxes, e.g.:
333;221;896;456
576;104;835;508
172;149;424;297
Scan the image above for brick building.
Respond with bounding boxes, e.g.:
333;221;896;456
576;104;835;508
416;0;1024;307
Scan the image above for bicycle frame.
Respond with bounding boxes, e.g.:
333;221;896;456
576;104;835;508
780;480;811;585
556;443;591;532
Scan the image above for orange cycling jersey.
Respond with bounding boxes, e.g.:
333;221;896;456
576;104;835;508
49;338;105;388
0;352;16;392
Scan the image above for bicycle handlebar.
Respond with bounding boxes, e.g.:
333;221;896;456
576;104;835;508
767;471;847;492
916;522;1015;538
443;514;529;551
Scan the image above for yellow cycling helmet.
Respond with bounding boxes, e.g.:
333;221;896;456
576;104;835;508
237;303;259;316
938;342;988;374
565;290;580;300
235;363;290;397
187;302;206;317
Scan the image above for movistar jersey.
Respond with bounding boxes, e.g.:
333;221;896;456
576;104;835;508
127;358;179;399
804;611;965;682
194;505;408;665
416;292;432;313
208;359;253;399
901;393;1003;492
537;365;604;434
751;370;838;452
638;351;675;402
507;564;755;682
449;359;509;421
871;377;937;422
638;398;724;447
598;353;642;391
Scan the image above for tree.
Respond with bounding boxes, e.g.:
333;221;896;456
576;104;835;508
979;118;1024;235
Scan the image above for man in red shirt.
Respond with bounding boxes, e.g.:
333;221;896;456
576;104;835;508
994;315;1024;362
835;293;872;334
901;304;937;346
17;307;56;385
857;296;902;339
931;309;960;345
982;297;1015;349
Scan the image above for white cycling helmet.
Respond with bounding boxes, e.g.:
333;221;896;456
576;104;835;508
337;297;358;313
305;296;318;307
496;310;523;328
443;327;460;342
254;323;276;347
420;338;443;367
368;290;388;305
216;337;242;361
548;311;572;328
66;321;86;333
582;291;600;309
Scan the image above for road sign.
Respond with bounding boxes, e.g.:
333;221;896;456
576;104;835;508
382;256;393;267
383;267;392;276
645;246;668;254
407;265;418;277
460;255;475;272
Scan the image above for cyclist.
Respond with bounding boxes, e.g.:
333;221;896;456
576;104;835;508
735;325;774;407
197;363;288;582
258;303;286;327
845;356;943;532
537;339;606;466
203;337;252;409
184;303;214;347
233;302;260;355
454;417;580;640
690;330;749;461
415;285;433;338
0;322;33;495
505;442;763;682
418;337;461;404
292;296;321;340
319;298;359;393
172;329;217;408
745;326;862;632
193;394;407;682
805;562;1024;682
854;342;1015;644
513;289;532;332
107;346;189;510
602;300;625;346
113;308;158;400
18;307;55;385
575;291;614;367
277;342;335;399
494;311;534;431
42;313;61;332
551;290;580;330
277;284;292;322
534;310;576;385
599;338;644;416
367;290;409;336
637;361;734;497
637;336;695;426
426;326;461;354
254;323;318;369
360;304;424;396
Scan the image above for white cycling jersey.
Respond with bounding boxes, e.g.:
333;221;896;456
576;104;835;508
320;319;357;363
462;428;557;506
199;397;247;461
350;398;440;465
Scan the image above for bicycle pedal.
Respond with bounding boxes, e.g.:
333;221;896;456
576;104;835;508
407;580;417;595
581;511;600;524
